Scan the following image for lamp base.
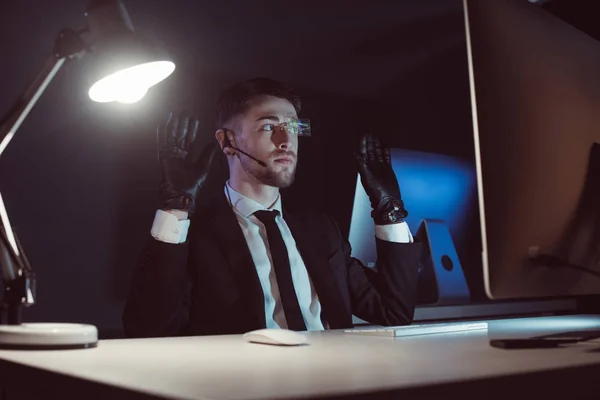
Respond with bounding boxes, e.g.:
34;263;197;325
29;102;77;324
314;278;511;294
0;323;98;350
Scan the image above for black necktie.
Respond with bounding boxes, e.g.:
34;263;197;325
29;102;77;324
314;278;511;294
253;210;307;331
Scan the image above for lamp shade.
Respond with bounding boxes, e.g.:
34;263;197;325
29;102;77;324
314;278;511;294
87;34;175;103
84;0;175;103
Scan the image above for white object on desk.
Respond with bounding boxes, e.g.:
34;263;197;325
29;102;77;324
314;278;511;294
242;328;308;346
0;323;97;350
344;321;488;337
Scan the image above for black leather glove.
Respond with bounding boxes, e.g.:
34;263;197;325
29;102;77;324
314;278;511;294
157;112;218;213
354;133;408;225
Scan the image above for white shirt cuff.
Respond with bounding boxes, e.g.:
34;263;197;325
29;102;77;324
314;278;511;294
374;222;414;243
150;209;190;244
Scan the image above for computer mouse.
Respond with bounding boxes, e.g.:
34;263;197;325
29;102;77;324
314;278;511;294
242;328;309;346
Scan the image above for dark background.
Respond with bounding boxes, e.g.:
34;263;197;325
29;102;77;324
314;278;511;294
0;0;590;337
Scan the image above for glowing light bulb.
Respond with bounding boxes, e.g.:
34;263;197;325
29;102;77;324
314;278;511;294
88;61;175;103
117;86;148;104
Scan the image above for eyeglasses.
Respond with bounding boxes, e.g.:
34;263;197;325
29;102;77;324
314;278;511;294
263;118;311;137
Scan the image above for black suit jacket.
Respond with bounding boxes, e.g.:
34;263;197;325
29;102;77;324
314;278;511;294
123;194;421;337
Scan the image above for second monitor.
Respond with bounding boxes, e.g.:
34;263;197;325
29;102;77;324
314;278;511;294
348;148;479;305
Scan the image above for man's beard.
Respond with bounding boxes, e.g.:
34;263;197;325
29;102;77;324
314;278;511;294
240;154;297;188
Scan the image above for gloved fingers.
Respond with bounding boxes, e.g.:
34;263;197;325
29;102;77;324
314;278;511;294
166;113;181;149
367;133;376;163
157;111;173;149
176;112;190;150
186;118;200;151
353;150;369;176
372;134;384;163
357;133;368;160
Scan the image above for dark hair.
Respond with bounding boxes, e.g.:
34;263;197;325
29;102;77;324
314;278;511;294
214;77;302;129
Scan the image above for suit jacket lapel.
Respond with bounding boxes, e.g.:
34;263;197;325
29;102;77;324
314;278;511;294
284;212;353;329
209;193;266;329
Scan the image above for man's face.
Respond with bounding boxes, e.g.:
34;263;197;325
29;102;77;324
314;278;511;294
230;95;299;188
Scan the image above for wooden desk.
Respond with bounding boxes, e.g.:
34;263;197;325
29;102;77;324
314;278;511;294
2;315;600;400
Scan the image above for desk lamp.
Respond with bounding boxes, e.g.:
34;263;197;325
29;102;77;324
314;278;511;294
0;0;175;350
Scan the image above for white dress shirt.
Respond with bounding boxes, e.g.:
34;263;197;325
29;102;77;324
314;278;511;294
150;182;414;330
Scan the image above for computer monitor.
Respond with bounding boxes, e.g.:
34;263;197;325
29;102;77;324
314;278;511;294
464;0;600;299
348;148;478;305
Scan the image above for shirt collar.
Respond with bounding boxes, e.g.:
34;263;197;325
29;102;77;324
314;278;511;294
224;181;282;218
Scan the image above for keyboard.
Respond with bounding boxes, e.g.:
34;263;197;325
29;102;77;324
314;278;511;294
344;321;488;337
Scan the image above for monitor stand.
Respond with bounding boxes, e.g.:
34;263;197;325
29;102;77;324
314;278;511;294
416;219;471;305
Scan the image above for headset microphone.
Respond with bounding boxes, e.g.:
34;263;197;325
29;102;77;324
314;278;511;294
222;135;267;167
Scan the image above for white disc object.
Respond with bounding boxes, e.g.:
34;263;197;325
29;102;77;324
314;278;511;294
0;323;98;350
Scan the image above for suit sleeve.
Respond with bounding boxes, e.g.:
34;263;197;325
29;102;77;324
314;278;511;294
122;235;193;338
327;215;422;326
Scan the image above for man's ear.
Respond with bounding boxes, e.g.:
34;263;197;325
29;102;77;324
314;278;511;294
215;129;234;155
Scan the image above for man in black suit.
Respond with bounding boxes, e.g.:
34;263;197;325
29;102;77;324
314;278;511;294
123;77;421;337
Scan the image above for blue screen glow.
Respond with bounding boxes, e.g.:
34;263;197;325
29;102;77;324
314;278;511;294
348;149;477;266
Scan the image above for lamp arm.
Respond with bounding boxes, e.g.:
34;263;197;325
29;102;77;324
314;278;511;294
0;29;86;157
0;56;66;157
0;28;86;325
